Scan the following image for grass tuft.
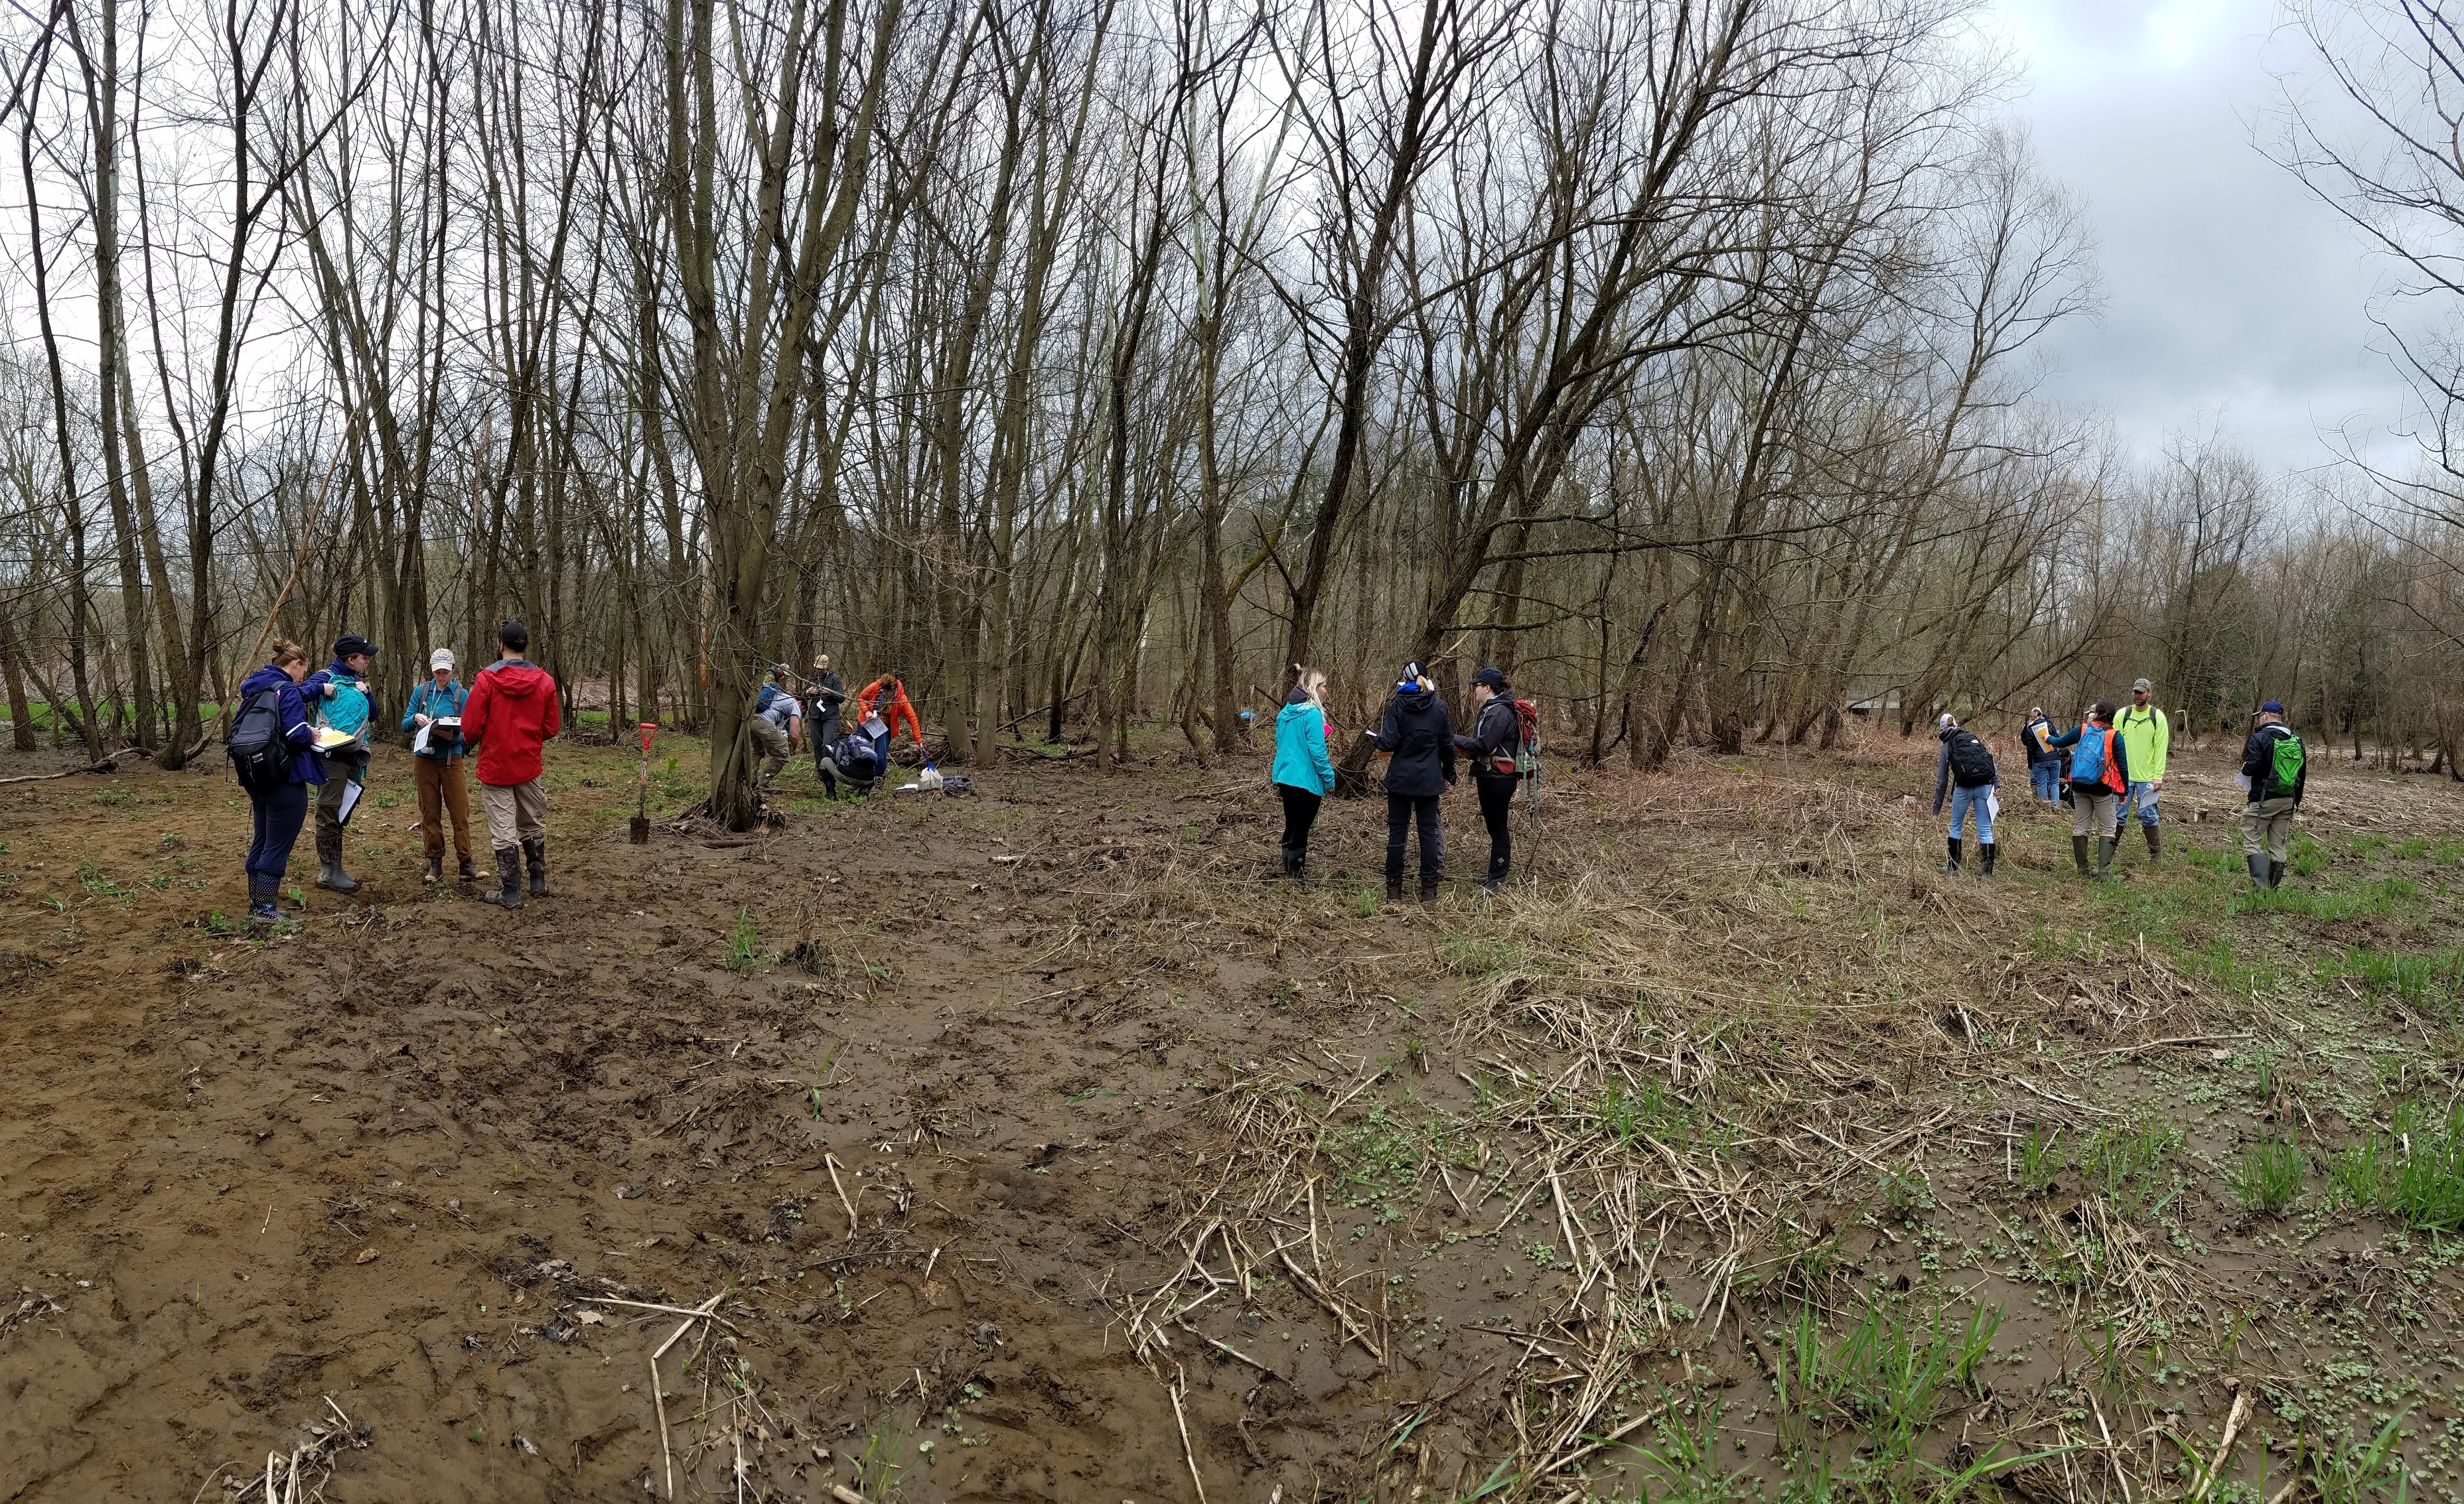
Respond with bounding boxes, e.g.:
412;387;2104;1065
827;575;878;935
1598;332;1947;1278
2230;1137;2304;1215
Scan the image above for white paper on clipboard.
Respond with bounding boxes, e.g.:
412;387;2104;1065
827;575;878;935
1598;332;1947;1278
412;722;433;756
337;780;363;825
1987;788;2000;820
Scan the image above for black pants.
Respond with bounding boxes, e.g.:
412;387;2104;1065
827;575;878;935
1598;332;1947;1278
1475;774;1516;874
811;709;841;775
1278;785;1321;855
246;780;309;889
1385;793;1444;881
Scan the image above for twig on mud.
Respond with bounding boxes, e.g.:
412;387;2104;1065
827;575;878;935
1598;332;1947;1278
1276;1245;1384;1363
221;1395;367;1503
1170;1367;1208;1504
579;1295;744;1331
654;1354;676;1500
1175;1318;1280;1377
824;1154;861;1236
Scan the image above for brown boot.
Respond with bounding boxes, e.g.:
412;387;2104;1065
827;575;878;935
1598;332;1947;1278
1419;877;1442;905
2143;824;2162;862
1385;875;1405;904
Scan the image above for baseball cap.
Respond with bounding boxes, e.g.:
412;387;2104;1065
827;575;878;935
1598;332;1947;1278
1937;713;1957;731
1470;666;1507;689
2259;699;2284;716
2132;678;2151;693
430;648;454;671
333;633;377;659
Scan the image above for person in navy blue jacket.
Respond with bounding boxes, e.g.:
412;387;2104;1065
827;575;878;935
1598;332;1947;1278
236;640;324;923
1370;661;1456;904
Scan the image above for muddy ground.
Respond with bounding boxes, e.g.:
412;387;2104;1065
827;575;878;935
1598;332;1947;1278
5;727;2464;1503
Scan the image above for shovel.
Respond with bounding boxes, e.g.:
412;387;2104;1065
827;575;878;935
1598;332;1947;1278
630;720;657;844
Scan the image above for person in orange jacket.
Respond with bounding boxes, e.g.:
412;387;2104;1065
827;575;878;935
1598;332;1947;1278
856;675;924;764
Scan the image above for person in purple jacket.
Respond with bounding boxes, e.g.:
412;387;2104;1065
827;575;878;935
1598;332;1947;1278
234;640;325;923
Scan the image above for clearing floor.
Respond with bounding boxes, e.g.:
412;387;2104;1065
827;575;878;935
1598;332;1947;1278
4;728;2464;1504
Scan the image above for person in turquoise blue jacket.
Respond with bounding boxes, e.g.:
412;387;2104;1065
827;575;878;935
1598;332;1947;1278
401;648;476;884
1271;668;1338;881
303;633;378;894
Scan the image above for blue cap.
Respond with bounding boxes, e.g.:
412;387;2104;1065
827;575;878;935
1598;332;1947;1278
1470;666;1507;689
2259;699;2284;716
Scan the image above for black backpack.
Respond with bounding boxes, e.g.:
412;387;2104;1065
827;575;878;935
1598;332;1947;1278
226;687;292;789
1946;729;1996;788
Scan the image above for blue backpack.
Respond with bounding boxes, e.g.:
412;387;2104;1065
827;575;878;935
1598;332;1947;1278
833;734;881;780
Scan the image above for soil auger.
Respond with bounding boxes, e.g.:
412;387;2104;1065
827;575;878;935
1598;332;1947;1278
630;720;655;843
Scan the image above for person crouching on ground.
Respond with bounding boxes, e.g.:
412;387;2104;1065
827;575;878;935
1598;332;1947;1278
2022;706;2063;803
2240;699;2307;891
1271;666;1337;881
304;633;378;893
1454;667;1522;894
2044;698;2131;879
1369;660;1455;905
462;619;560;908
403;648;476;884
1932;713;2000;876
751;668;801;786
237;640;323;923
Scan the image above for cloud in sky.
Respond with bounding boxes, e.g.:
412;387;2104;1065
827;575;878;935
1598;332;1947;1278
1976;0;2419;474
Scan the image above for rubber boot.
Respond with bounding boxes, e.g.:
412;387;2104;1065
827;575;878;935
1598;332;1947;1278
1419;876;1442;905
480;848;524;909
1292;851;1309;887
1479;853;1509;896
2245;853;2271;892
1979;842;1997;878
423;856;443;884
2093;836;2116;880
2143;824;2162;863
1280;845;1302;881
1940;836;1962;874
457;856;477;883
522;835;548;897
2269;859;2286;890
313;825;359;894
1385;874;1405;904
247;880;289;925
2072;835;2092;876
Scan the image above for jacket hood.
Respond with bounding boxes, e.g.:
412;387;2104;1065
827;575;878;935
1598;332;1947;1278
1285;686;1315;706
324;658;364;680
1938;726;1958;743
1395;687;1437;713
481;659;551;698
242;664;294;694
1277;700;1320;722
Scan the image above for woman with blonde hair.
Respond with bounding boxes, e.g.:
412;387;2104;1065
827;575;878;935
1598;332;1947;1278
1270;666;1337;880
230;639;325;923
1370;659;1456;903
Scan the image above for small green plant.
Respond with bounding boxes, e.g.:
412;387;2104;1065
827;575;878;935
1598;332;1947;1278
2334;1101;2464;1229
2017;1122;2061;1195
1628;1398;1757;1504
852;1418;906;1498
205;909;230;935
2075;1114;2183;1215
2231;1138;2304;1215
1349;885;1379;918
2306;1413;2412;1504
726;907;764;972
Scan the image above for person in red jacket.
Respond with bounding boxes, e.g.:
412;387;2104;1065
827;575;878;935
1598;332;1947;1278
856;675;923;756
461;619;561;908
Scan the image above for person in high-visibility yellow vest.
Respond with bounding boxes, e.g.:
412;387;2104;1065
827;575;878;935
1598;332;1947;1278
2115;677;2170;862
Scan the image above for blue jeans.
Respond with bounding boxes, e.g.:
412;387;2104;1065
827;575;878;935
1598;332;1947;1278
2128;781;2160;828
246;780;309;888
2030;762;2059;801
1948;784;1995;844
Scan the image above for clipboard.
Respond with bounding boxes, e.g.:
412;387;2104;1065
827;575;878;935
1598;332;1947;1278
336;779;364;825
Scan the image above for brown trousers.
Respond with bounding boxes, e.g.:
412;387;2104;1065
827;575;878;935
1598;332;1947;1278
415;755;474;863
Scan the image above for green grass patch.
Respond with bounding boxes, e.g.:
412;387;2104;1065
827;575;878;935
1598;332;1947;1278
2317;945;2464;1008
2230;1138;2304;1214
2331;1099;2464;1229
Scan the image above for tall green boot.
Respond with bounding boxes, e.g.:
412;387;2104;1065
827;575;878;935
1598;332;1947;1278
2093;836;2116;880
2245;853;2270;892
2072;835;2092;876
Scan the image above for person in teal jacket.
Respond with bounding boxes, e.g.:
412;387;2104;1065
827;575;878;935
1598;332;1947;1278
1271;668;1338;881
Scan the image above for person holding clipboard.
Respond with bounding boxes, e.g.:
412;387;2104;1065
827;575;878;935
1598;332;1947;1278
304;633;379;894
403;647;476;885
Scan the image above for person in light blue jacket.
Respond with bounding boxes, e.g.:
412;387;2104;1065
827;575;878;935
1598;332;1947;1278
1271;667;1338;881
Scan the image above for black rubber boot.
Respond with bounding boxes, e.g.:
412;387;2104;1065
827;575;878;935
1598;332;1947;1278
424;857;443;884
1940;836;1962;874
1280;846;1302;880
248;880;289;925
2072;835;2092;876
2245;853;2271;892
1419;876;1442;905
522;836;548;897
457;857;477;883
2143;824;2162;863
480;848;524;909
313;825;359;893
1385;874;1405;904
1979;842;1997;878
2093;836;2116;880
1479;854;1509;896
2269;859;2286;890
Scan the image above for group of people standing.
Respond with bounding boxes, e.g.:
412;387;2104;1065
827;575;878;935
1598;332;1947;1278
232;621;561;923
1935;677;2308;890
1269;661;1533;900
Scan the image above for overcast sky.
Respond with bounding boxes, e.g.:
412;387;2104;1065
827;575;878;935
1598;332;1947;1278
1976;0;2416;476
